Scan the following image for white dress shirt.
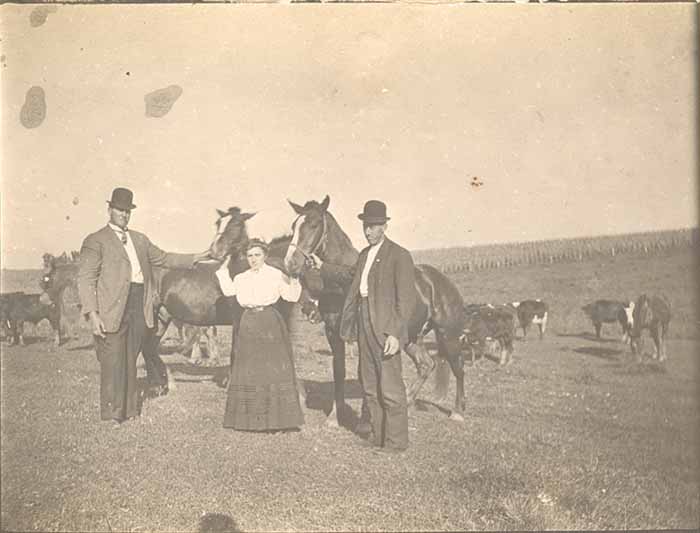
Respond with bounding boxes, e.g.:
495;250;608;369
360;238;384;297
109;223;144;283
215;262;301;307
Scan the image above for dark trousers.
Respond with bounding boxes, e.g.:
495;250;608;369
358;298;408;449
95;283;147;421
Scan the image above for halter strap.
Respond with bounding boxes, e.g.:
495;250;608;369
288;212;327;260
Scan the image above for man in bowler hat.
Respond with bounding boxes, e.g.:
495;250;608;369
332;200;417;452
78;187;211;424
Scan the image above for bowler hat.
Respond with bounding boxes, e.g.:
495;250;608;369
357;200;390;224
107;187;136;210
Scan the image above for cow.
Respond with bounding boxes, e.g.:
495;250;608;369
0;292;61;346
629;294;672;362
509;299;548;339
460;304;516;365
581;299;634;342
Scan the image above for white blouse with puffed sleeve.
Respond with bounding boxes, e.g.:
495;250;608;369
215;262;301;307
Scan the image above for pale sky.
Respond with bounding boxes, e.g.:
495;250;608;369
1;4;697;269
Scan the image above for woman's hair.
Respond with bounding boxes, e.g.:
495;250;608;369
246;238;269;255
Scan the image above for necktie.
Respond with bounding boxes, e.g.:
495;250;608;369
117;228;127;245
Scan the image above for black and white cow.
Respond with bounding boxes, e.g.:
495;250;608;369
0;292;61;346
581;299;634;342
508;299;548;340
461;304;516;365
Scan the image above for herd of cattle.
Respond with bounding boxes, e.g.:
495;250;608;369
1;253;672;364
0;250;670;365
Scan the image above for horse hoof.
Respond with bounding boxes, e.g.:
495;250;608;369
449;412;465;422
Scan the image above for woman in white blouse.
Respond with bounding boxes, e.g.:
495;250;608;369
215;238;304;431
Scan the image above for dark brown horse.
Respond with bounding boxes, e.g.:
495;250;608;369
283;196;470;422
629;294;671;361
147;207;321;385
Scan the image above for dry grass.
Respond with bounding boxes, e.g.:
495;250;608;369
1;248;698;531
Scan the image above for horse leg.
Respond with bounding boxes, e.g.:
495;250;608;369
190;329;205;363
17;321;25;346
446;347;466;422
404;340;435;406
594;321;602;339
498;339;508;365
205;327;221;361
540;313;547;340
324;324;348;427
436;331;465;421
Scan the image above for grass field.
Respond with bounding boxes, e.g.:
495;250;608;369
1;248;698;531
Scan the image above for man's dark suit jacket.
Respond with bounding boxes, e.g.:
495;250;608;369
339;238;416;348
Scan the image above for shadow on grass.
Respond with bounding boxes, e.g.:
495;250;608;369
301;378;371;432
67;344;95;352
199;513;240;533
607;360;668;376
573;346;622;359
557;332;621;344
1;335;51;347
166;362;230;387
302;378;364;412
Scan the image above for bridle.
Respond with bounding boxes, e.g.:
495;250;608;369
211;215;245;264
287;211;328;263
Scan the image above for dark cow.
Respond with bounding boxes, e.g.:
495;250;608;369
509;299;548;339
581;299;634;341
0;292;61;346
460;304;516;365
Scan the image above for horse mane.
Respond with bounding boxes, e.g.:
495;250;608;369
325;211;355;252
269;234;292;248
298;198;358;265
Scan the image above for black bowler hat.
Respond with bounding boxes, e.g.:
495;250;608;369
357;200;390;224
107;187;136;210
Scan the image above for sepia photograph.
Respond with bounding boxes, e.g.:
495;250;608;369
1;3;697;531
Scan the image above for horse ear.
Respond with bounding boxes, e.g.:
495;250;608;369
288;200;304;215
320;195;330;211
216;209;227;218
242;212;256;221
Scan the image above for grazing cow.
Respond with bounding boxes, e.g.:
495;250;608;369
581;299;634;341
460;304;516;365
629;294;671;361
0;292;61;346
509;299;548;339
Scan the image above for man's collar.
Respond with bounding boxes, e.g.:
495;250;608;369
108;223;128;233
371;237;386;249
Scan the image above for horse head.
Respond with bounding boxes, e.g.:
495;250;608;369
39;258;79;299
208;207;256;261
284;195;330;276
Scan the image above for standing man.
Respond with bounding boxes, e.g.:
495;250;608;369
78;187;211;424
338;200;417;452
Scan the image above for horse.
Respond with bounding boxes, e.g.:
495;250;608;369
146;207;322;388
40;254;80;339
628;294;671;361
283;195;470;422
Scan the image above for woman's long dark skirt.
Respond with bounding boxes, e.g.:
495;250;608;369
223;306;303;431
